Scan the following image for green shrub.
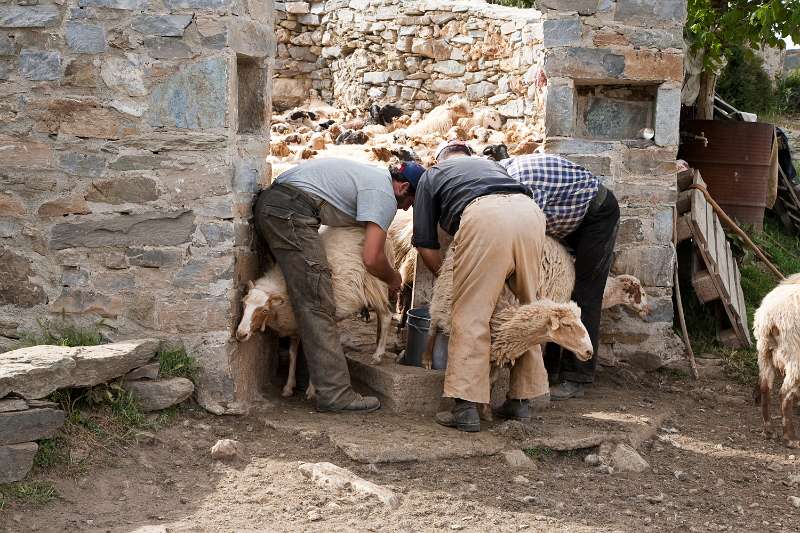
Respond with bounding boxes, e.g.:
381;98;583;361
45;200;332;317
776;71;800;116
157;346;201;383
716;45;777;116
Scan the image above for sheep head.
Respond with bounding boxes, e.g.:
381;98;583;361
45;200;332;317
235;283;287;342
607;274;650;318
546;302;593;361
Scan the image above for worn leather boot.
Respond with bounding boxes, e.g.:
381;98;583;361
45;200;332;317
435;399;480;432
493;399;531;422
318;393;381;413
550;380;586;401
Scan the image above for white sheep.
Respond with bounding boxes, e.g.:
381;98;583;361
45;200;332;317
389;211;650;325
422;248;594;371
236;225;395;398
754;273;800;447
402;96;472;138
387;208;417;327
457;106;503;131
540;237;650;318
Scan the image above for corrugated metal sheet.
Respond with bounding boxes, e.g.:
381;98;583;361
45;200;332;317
679;120;774;230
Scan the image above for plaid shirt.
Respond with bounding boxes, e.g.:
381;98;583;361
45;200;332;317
500;154;599;238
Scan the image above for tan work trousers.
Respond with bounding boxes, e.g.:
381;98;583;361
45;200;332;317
444;193;548;404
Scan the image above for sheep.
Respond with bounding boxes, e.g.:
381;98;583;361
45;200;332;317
236;225;395;398
387;212;650;327
387;208;417;328
539;236;650;318
457;107;503;131
421;247;593;383
402;96;471;138
754;273;800;447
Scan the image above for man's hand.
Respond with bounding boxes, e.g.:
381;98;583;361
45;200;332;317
388;270;402;299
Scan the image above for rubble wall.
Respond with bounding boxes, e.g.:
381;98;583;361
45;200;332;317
274;0;545;125
0;0;276;413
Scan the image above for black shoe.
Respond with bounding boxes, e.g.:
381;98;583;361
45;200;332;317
550;381;585;401
548;373;560;387
435;399;480;432
493;399;531;422
317;393;381;413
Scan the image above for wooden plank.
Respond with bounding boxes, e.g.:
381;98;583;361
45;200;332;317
689;189;708;247
713;217;728;298
676;215;692;243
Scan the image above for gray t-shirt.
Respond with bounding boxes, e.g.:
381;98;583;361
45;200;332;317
277;158;397;231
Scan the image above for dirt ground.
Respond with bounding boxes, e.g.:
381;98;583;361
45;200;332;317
3;319;800;532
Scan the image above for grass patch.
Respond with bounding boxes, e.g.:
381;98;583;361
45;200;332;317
523;446;554;460
33;436;70;470
683;217;800;385
157;346;201;383
18;318;108;348
0;481;58;508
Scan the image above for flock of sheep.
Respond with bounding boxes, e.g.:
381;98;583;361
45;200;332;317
257;99;800;448
268;95;541;171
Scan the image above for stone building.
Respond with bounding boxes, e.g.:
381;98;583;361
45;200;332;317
274;0;686;370
1;0;687;413
0;0;275;413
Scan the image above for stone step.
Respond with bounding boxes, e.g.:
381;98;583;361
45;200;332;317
346;355;515;416
346;354;446;416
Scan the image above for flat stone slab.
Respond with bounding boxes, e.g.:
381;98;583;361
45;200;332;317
263;405;505;464
0;408;65;445
0;339;160;399
346;354;445;416
0;442;38;483
328;423;505;463
124;377;194;411
492;398;673;452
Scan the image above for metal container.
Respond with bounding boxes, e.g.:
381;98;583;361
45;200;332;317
679;120;774;230
402;307;448;369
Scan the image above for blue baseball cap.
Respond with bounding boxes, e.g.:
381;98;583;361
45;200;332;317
397;161;425;191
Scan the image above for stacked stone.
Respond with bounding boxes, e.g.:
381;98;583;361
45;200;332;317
273;1;325;110
0;0;274;412
537;0;686;368
0;398;65;484
0;339;164;482
274;0;545;121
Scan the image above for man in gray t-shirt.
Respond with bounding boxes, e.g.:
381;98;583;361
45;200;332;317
277;158;399;231
253;158;424;414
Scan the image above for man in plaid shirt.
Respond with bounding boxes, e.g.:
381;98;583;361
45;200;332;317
500;154;620;400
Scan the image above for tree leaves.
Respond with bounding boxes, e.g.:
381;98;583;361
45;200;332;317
687;0;800;72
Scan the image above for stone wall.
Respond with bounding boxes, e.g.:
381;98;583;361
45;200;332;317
537;0;686;368
0;0;276;413
274;0;545;126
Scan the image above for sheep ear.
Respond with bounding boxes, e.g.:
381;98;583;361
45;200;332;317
248;279;255;289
